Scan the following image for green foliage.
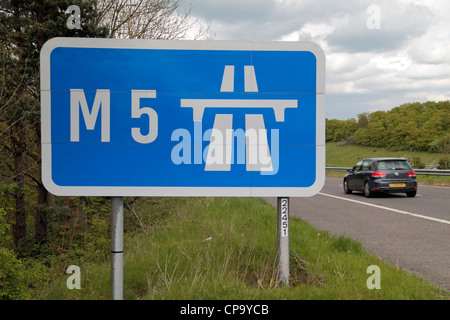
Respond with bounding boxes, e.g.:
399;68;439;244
327;101;450;153
0;0;110;249
83;214;110;263
0;245;54;300
0;207;12;246
41;197;112;271
438;157;450;169
0;246;27;300
0;209;24;299
406;156;425;169
325;118;358;143
430;133;450;154
334;118;358;143
1;195;115;300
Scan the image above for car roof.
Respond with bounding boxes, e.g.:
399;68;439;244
362;157;407;161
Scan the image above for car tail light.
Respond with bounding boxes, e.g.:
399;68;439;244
371;172;386;177
407;171;416;178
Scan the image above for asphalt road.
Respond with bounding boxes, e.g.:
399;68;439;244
264;177;450;292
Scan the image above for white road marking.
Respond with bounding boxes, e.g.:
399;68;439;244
418;184;450;189
318;192;450;225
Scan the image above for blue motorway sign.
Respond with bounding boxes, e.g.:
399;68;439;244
40;38;325;197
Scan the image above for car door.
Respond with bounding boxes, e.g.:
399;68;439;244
347;161;362;189
351;160;365;190
357;160;372;188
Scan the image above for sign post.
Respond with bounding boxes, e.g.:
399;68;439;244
40;38;325;298
277;197;289;286
111;197;124;300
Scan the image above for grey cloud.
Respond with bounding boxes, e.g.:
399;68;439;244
188;0;433;51
185;0;447;120
327;2;433;53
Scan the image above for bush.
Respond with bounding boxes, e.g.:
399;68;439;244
0;247;28;300
0;246;53;300
407;156;425;169
438;157;450;169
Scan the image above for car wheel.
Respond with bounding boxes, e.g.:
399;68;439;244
364;181;374;198
406;191;417;197
343;179;352;194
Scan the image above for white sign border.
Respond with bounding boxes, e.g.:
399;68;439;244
41;38;325;197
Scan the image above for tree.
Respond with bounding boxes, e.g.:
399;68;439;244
0;0;108;245
96;0;212;40
325;119;342;142
357;112;369;129
333;118;358;142
430;133;450;154
416;116;444;151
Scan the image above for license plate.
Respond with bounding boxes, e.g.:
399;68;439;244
390;183;406;187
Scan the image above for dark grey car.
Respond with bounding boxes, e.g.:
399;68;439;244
343;158;418;197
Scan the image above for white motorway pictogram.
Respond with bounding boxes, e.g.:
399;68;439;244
180;65;298;173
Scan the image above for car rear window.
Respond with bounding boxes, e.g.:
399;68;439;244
376;160;412;170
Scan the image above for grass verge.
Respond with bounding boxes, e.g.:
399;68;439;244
33;197;448;300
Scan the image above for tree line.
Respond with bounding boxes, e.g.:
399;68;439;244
0;0;210;299
326;101;450;156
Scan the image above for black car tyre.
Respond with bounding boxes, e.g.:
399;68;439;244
343;179;352;194
406;191;417;197
364;181;374;198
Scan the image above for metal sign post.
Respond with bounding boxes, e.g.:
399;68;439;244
277;197;289;286
111;197;124;300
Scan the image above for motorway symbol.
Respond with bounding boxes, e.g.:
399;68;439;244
181;64;297;173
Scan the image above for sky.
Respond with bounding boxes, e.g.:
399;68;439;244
182;0;450;120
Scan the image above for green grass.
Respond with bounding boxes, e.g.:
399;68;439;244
33;197;448;300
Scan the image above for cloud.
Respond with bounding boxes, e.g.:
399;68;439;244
326;1;433;53
185;0;450;120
